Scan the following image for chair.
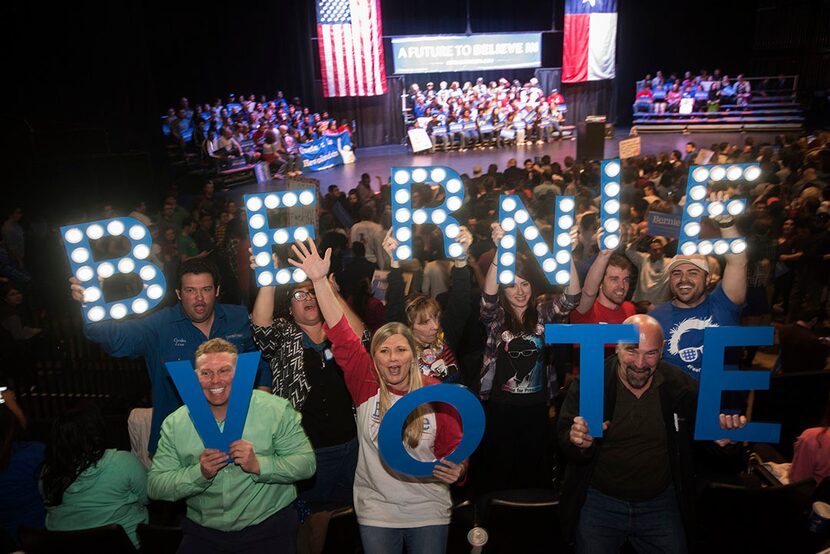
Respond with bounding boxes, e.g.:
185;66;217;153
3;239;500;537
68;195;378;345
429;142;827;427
322;505;360;554
19;524;136;553
698;479;815;552
479;489;569;553
137;523;182;554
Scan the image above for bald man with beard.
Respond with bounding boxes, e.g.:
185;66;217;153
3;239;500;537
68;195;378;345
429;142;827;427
557;314;746;553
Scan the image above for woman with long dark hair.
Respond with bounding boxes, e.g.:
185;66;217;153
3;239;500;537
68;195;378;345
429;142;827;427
40;404;148;549
477;223;581;493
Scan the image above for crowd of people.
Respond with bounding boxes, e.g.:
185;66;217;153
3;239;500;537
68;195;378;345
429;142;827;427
633;69;791;114
406;78;568;151
162;93;351;174
1;129;830;553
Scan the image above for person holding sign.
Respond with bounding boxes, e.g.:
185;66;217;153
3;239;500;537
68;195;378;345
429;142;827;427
288;238;466;554
477;223;581;493
381;227;473;384
558;314;746;553
147;338;315;554
68;258;272;456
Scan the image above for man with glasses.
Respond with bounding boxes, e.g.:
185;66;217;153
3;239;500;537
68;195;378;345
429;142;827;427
252;274;364;554
557;314;746;553
149;338;315;553
69;258;272;456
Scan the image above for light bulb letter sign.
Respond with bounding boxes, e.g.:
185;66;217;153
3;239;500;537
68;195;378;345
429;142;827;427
61;217;167;324
497;194;575;286
390;167;467;261
600;159;623;250
245;189;317;287
545;324;640;438
678;163;759;257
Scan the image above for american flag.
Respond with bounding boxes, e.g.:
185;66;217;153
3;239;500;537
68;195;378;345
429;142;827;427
317;0;387;97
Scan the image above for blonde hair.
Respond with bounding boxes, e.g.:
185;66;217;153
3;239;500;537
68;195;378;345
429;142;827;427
370;322;426;447
194;338;238;364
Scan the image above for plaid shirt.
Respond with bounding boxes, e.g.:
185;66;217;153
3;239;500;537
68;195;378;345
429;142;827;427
479;290;580;400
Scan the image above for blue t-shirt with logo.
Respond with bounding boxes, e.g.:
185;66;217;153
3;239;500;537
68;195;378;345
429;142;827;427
651;283;743;379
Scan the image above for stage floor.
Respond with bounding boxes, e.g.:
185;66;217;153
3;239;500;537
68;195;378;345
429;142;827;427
231;128;782;196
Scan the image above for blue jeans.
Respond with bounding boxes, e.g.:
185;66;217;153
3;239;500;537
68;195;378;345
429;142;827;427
359;524;448;554
576;486;687;554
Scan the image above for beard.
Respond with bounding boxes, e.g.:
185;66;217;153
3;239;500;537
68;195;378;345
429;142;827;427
624;364;655;389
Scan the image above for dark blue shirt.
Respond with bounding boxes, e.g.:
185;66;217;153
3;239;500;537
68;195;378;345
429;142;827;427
84;303;271;453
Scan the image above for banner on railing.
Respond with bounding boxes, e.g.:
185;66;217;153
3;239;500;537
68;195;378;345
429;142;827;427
298;131;355;173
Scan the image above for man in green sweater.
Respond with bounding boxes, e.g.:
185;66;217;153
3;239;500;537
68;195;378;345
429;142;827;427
148;338;316;553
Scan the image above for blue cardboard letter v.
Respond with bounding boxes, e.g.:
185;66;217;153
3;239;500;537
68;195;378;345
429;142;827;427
166;351;260;451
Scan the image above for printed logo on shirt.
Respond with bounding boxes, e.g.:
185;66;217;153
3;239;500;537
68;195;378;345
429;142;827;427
667;316;718;373
173;338;187;347
223;333;244;341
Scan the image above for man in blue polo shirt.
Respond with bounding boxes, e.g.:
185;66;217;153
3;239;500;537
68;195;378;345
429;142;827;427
69;258;271;455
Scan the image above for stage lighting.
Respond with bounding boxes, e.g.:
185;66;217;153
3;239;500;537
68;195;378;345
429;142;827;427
714;240;729;255
110;304;128;320
293;227;310;242
523;226;539;240
559;198;575;212
500;252;515;266
558;215;573;229
603;199;620;214
412;209;428;225
680;242;698;255
555;270;570;284
131;299;149;314
299;190;315;205
744;166;761;181
684;222;701;237
276;269;291;285
257;271;274;286
246;197;263;211
557;233;571;247
604;161;620;177
533;242;548;256
444;224;459;239
499;270;514;284
431;168;447;182
395;208;411;223
502;198;517;212
446;178;462;194
603;235;620;249
147;284;164;300
709;166;726;181
446;196;463;211
686;203;704;218
514;209;529;224
500;235;515;249
604;219;620;233
412;168;428;183
502;218;516;232
708;202;725;217
604;182;620;197
293;269;307;282
556;251;571;264
447;243;463;258
394;170;409;184
543;259;557;273
133;244;150;259
698;241;714;255
396;245;411;259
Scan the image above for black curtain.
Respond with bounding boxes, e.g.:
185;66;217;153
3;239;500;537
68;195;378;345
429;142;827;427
562;80;617;125
315;77;406;147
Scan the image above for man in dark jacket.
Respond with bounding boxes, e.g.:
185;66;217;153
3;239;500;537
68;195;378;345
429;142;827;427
557;314;745;553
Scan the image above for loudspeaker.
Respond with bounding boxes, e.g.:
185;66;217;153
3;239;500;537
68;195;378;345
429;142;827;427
576;121;606;161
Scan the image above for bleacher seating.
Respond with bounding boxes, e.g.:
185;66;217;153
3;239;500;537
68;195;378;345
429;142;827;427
632;75;804;133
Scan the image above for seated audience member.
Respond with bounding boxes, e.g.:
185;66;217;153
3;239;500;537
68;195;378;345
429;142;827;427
0;388;45;548
558;314;747;552
40;404;148;549
289;239;466;554
148;338;316;554
778;308;830;373
791;421;830;484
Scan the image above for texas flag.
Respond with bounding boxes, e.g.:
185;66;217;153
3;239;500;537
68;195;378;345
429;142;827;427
562;0;617;83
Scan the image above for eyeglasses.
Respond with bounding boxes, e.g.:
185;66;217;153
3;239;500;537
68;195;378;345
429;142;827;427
292;290;317;301
508;349;537;359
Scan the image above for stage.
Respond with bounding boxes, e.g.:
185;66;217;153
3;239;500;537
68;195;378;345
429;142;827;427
230;128;782;197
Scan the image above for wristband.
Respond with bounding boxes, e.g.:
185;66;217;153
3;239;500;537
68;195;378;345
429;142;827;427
715;220;735;229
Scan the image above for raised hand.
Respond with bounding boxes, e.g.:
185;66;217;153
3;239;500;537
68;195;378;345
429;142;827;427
382;228;398;259
288;238;331;282
456;225;473;256
490;222;505;245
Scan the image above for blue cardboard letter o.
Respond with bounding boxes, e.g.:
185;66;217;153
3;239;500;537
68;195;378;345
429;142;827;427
378;384;485;477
